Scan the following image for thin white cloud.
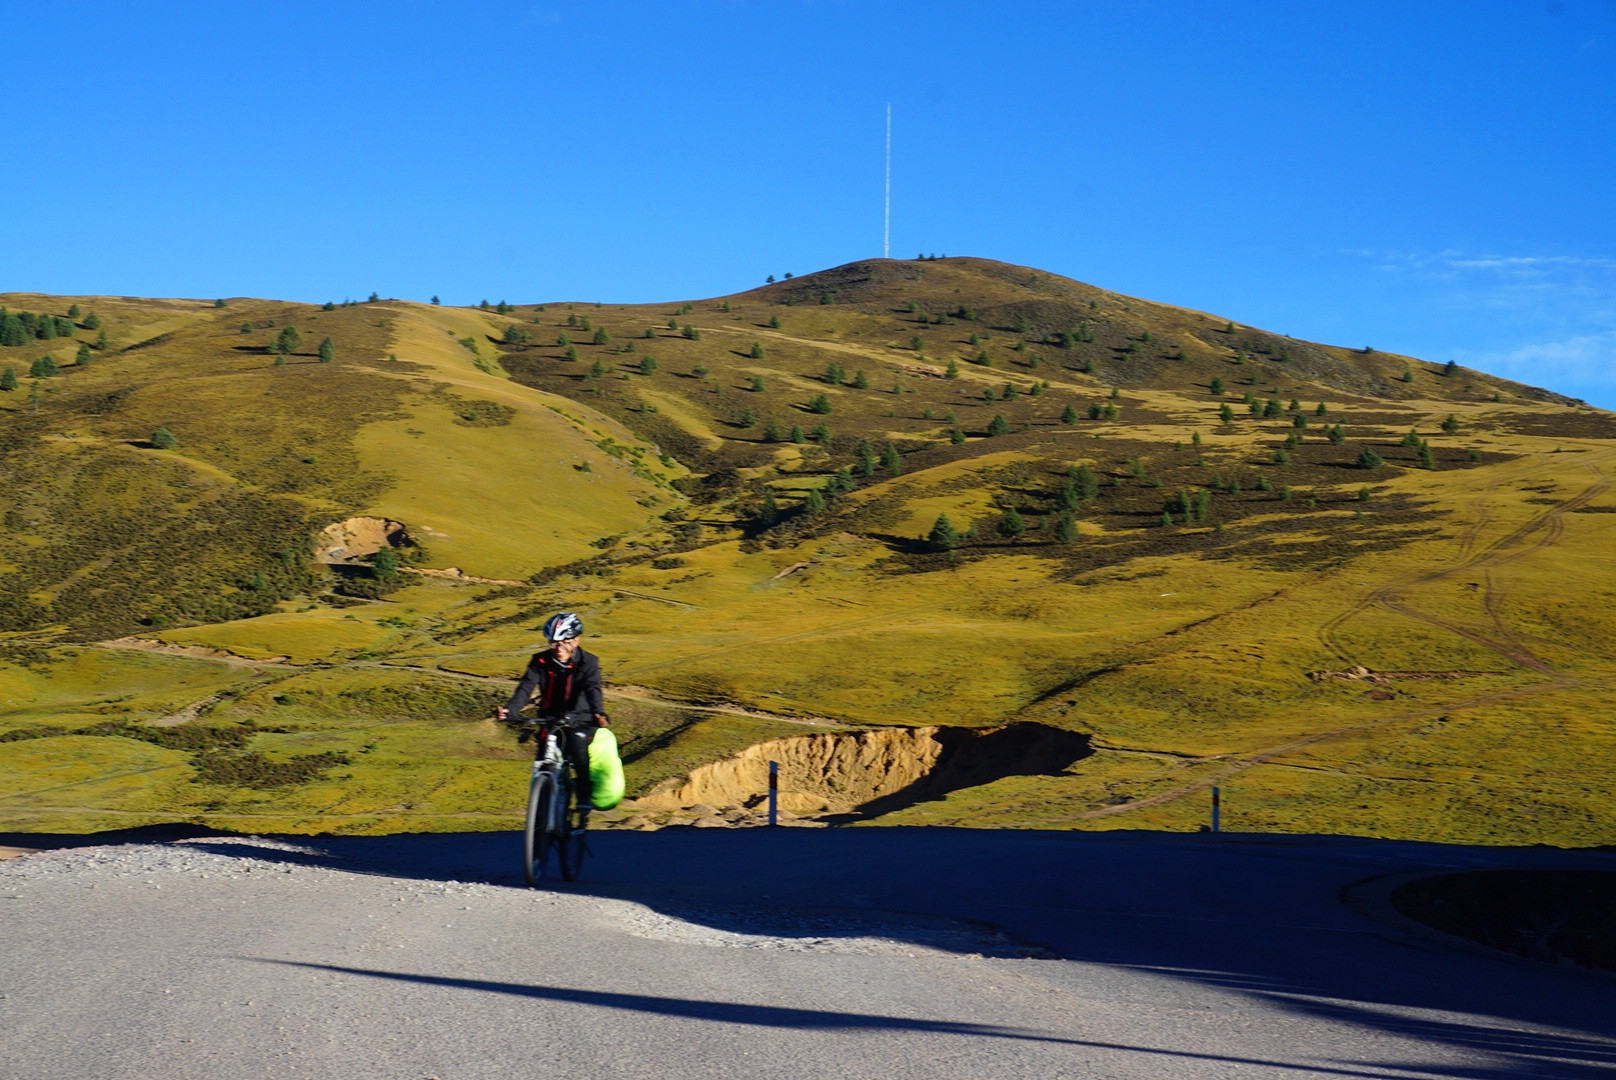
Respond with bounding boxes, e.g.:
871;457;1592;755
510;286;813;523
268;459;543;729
1452;331;1616;390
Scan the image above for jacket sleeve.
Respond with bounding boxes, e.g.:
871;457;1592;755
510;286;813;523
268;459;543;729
505;656;544;717
583;652;606;716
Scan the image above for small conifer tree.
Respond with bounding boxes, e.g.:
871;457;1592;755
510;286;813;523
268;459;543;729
1055;512;1079;543
950;428;966;444
1210;376;1225;395
804;488;826;515
1357;447;1384;469
1440;414;1460;434
808;394;833;414
1061;403;1078;424
945;358;960;379
592;328;610;345
639;356;658;376
1219;403;1234;424
790;424;805;444
882;442;901;476
749;375;764;392
929;514;959;551
750;342;765;360
987;413;1010;437
82;311;101;330
75;342;91;367
1419;445;1436;470
857;439;877;477
998;507;1025;540
853;370;869;390
29;356;59;378
151;427;178;449
0;366;16;391
318;337;336;362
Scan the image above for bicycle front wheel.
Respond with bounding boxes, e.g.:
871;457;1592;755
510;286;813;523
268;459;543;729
523;771;559;887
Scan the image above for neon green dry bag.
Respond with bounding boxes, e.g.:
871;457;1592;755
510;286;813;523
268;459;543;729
588;727;625;810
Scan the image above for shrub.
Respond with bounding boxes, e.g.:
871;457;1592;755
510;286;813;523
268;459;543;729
950;428;966;444
1440;414;1460;434
151;427;178;449
682;325;700;340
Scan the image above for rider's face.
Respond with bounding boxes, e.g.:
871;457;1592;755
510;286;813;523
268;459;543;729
551;637;579;662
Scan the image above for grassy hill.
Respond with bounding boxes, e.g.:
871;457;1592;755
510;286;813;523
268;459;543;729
2;258;1613;846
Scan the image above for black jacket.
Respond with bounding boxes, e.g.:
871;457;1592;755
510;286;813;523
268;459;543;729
505;647;605;721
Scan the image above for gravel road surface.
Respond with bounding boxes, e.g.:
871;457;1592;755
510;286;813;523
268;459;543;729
1;827;1612;1079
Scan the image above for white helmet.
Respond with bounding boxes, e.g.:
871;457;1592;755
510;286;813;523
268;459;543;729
542;612;583;642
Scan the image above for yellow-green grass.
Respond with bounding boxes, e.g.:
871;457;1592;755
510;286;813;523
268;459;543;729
3;263;1615;844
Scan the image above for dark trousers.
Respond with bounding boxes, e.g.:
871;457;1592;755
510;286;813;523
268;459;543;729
546;719;596;817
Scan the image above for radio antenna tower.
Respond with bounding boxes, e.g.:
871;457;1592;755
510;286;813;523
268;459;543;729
883;103;891;259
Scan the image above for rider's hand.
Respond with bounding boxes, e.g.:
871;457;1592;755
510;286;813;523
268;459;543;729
594;713;609;727
496;706;509;721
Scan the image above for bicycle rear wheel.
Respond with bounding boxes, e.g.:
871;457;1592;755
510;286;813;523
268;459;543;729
523;771;558;886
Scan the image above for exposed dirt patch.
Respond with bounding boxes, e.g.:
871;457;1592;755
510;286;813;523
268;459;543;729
634;722;1091;819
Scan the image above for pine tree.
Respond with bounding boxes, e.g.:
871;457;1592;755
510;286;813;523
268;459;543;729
1219;403;1234;424
749;375;764;392
853;370;869;389
37;317;56;341
945;358;960;379
67;304;80;319
579;316;592;332
1002;383;1018;401
987;414;1010;437
750;342;765;360
763;417;781;442
790;424;805;444
811;422;831;442
29;356;59;378
0;366;15;391
1161;510;1174;527
589;359;606;378
857;439;877;477
75;342;91;367
0;314;27;346
592;328;610;346
808;394;833;414
929;514;959;551
318;337;336;362
910;335;924;352
643;326;656;339
950;428;966;445
997;507;1025;540
94;329;108;350
1210;376;1225;395
1419;445;1436;470
738;407;756;429
639;356;658;376
1274;449;1291;466
804;488;827;515
974;350;992;367
82;311;101;330
1358;486;1372;502
374;547;399;579
1315;402;1327;416
565;345;579;362
1357;447;1384;469
1055;512;1079;543
759;490;780;526
151;427;178;449
1440;414;1460;434
682;325;700;340
1061;403;1078;424
882;442;902;476
277;325;302;355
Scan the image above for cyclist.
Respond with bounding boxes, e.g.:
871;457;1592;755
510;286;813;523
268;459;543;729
496;612;609;830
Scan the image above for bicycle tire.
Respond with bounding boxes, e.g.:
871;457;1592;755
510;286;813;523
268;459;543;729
523;770;558;887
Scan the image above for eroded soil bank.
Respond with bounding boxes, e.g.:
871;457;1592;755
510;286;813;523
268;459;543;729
628;722;1091;825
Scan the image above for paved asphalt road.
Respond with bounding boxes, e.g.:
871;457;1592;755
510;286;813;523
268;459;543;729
1;826;1612;1080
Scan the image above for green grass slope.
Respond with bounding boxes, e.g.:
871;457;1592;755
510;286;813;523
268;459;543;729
2;260;1613;846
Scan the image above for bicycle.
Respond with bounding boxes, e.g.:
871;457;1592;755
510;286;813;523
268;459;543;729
522;722;588;885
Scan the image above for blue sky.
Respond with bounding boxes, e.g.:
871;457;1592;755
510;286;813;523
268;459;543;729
3;1;1613;407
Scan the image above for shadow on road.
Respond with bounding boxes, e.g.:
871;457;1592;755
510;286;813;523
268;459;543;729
7;823;1616;1078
